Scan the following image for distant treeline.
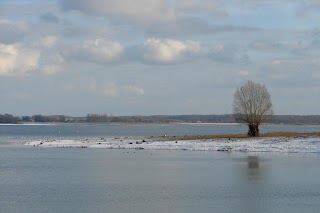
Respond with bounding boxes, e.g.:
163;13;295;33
0;113;320;125
86;114;109;122
107;114;320;124
272;115;320;125
0;114;68;124
0;114;20;124
31;115;67;123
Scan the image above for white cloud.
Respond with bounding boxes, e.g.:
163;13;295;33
39;35;58;48
58;0;263;37
0;0;318;116
124;85;145;96
0;33;63;77
239;70;249;76
59;0;228;36
65;39;123;64
60;0;173;22
0;43;40;77
41;53;65;75
272;59;281;65
142;38;200;64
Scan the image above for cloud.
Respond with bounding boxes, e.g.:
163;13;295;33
208;43;249;64
0;34;62;77
41;53;65;75
88;80;144;97
88;80;118;97
101;82;118;97
63;84;79;92
310;28;320;47
296;0;320;15
175;0;228;17
39;12;60;23
58;0;257;36
38;35;58;48
0;43;41;77
60;0;172;22
272;59;281;65
239;70;249;76
124;85;145;96
59;0;231;37
254;56;318;87
0;19;28;44
64;39;123;64
250;41;282;51
142;38;201;64
146;16;211;36
60;0;227;20
58;0;231;26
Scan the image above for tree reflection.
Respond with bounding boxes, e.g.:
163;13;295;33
247;155;261;182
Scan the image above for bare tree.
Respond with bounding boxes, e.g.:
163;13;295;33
233;81;273;137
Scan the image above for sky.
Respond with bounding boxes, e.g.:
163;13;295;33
0;0;319;116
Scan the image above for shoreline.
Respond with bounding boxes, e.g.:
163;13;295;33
23;132;320;153
1;122;320;127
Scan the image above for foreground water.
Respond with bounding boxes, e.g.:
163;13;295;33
1;124;320;213
1;147;320;213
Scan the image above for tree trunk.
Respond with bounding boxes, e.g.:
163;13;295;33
247;124;259;137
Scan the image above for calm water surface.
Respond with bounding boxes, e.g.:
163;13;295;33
1;124;320;213
0;123;319;138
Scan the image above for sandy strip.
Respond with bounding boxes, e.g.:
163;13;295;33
23;136;320;153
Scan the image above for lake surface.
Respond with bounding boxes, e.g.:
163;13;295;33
1;124;320;213
1;123;320;139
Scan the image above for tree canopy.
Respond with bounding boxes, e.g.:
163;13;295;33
233;81;273;136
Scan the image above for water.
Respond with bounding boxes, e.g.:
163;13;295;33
0;123;319;139
1;148;320;213
1;124;320;213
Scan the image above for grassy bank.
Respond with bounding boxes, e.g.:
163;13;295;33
157;132;320;141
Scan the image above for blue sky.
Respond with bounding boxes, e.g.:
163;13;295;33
0;0;319;116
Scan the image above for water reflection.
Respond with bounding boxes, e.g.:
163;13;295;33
2;147;320;213
232;155;270;213
233;154;267;183
247;155;261;182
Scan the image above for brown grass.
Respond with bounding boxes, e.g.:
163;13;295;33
153;132;320;141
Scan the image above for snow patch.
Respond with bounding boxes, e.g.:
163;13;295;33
22;136;320;153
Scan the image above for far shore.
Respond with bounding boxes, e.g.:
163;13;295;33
2;122;320;126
